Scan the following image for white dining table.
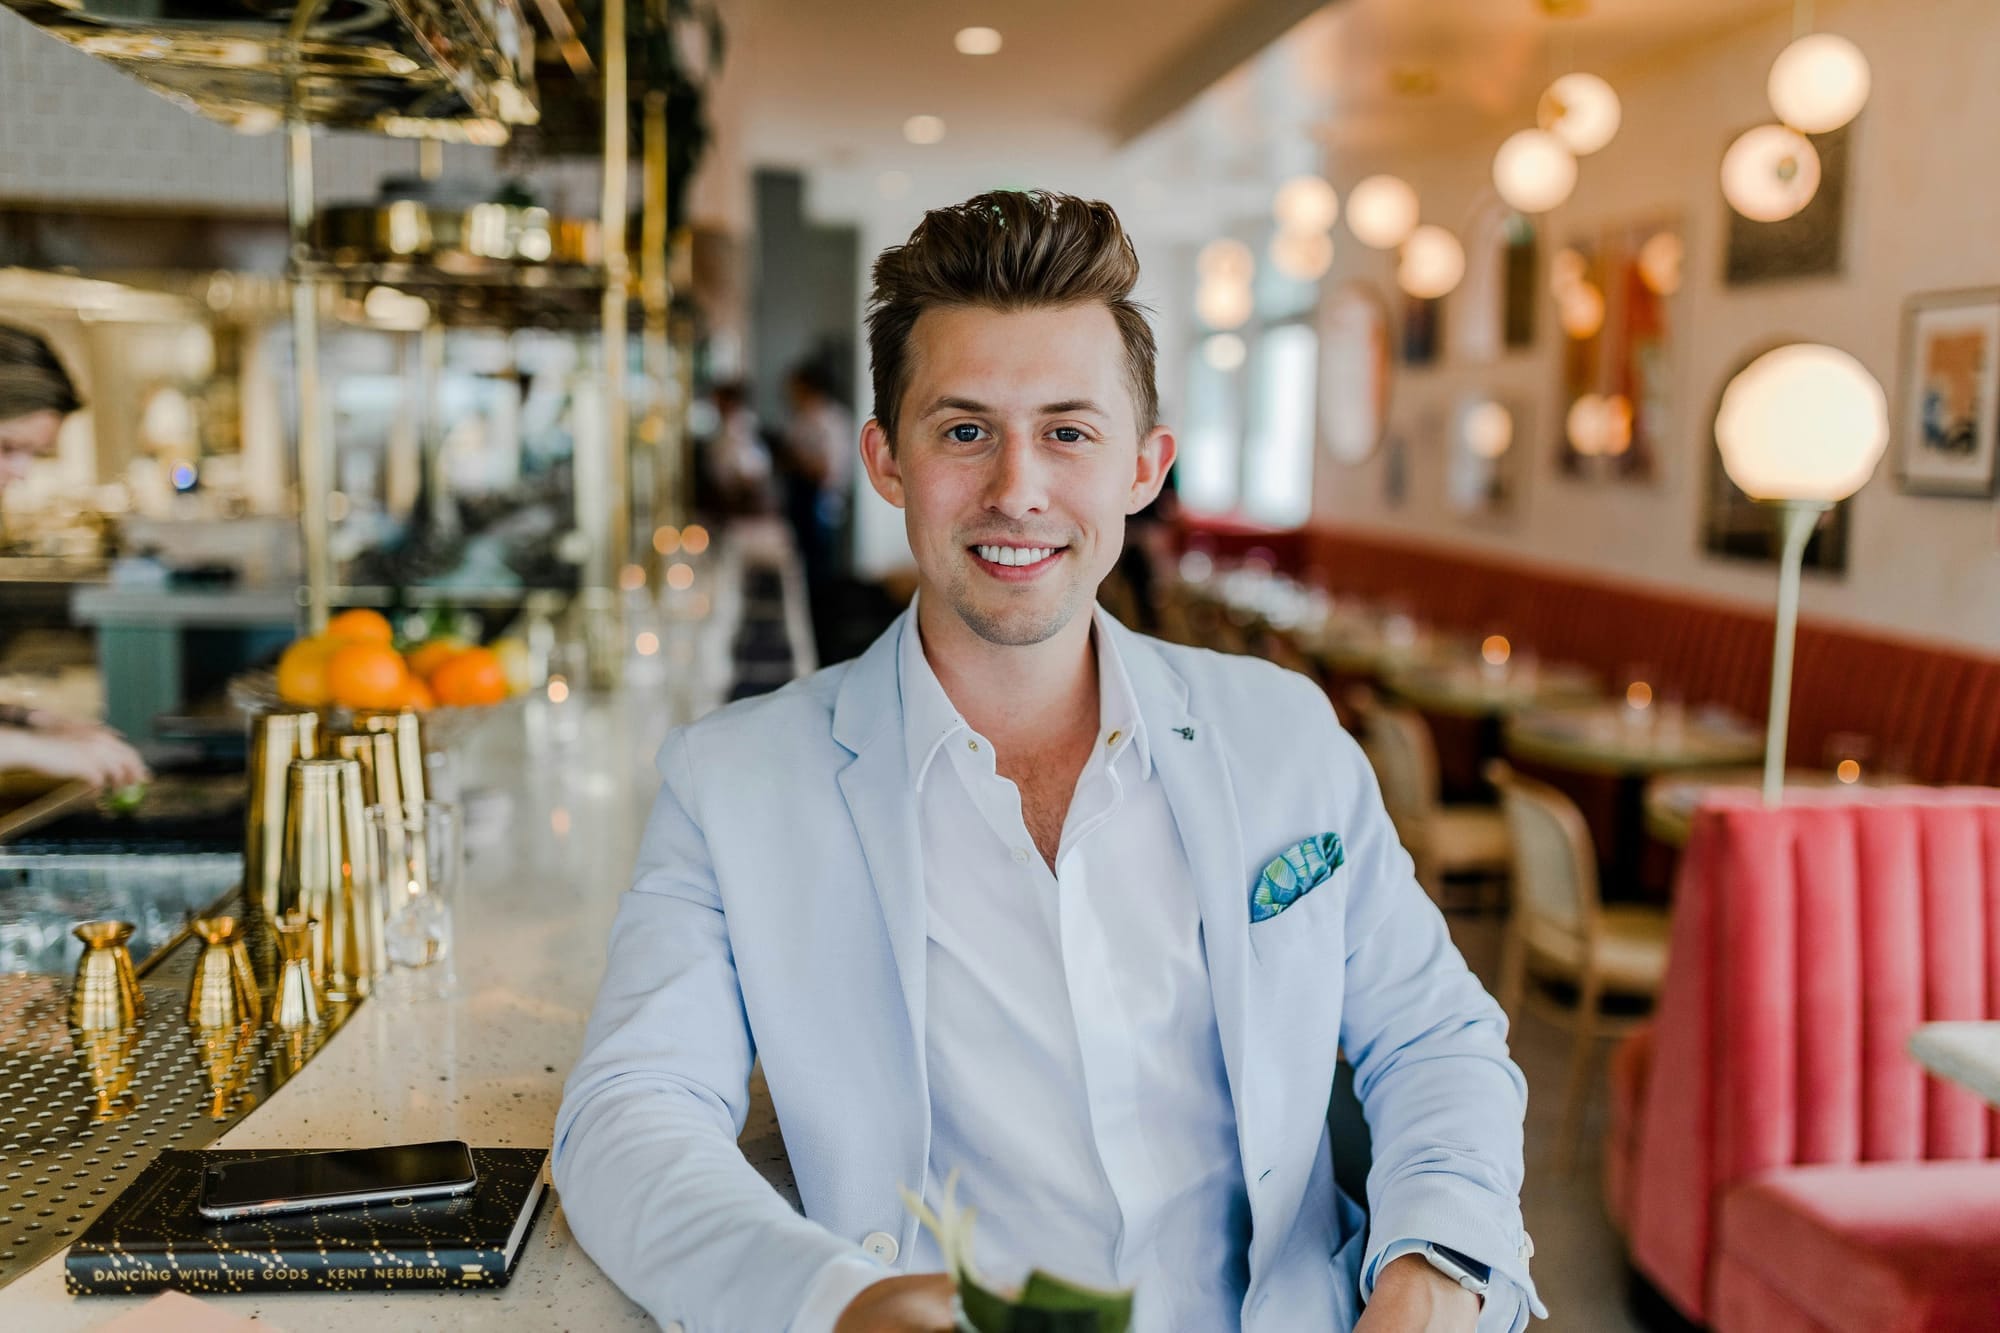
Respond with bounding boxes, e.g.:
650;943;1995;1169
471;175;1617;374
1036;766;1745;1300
1908;1021;2000;1107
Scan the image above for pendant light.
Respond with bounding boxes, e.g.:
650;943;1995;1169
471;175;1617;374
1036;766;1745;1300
1721;124;1821;222
1398;226;1465;300
1538;72;1621;156
1346;175;1420;249
1493;129;1577;214
1273;176;1340;233
1768;31;1870;134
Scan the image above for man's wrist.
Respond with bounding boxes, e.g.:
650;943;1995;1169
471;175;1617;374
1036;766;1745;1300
1375;1251;1482;1318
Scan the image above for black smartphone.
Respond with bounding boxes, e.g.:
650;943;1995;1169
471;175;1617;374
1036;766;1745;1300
197;1140;478;1221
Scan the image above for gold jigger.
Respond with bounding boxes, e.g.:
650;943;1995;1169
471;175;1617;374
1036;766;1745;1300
195;1022;259;1119
186;916;262;1027
70;920;144;1030
272;912;321;1031
75;1027;139;1121
354;710;427;809
246;711;319;920
281;757;382;1000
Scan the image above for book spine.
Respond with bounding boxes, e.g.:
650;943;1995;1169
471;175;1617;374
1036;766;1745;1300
66;1245;511;1296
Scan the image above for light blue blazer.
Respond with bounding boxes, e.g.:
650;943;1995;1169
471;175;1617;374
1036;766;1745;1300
555;610;1543;1332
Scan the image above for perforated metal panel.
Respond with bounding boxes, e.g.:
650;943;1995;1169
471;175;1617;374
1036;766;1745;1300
0;900;354;1289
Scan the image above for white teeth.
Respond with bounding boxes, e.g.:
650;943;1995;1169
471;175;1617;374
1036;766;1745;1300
975;544;1056;567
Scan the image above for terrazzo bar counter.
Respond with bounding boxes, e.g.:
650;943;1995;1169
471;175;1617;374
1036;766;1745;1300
0;683;795;1329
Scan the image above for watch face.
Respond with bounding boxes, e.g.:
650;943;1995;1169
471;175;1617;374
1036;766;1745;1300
1427;1243;1493;1288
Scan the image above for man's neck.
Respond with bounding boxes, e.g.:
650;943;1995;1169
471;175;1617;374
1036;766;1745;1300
915;594;1099;756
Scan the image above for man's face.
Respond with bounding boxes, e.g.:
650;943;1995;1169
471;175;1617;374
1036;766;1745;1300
0;410;62;488
861;303;1174;648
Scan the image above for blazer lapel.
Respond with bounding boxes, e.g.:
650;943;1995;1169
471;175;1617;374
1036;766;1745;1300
832;613;929;1090
1117;624;1262;1190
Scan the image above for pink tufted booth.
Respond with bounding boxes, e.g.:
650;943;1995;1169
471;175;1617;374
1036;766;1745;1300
1606;789;2000;1330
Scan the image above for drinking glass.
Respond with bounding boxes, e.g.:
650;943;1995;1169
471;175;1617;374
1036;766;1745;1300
366;800;462;998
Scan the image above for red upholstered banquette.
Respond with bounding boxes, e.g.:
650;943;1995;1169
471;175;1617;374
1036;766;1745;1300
1607;790;2000;1330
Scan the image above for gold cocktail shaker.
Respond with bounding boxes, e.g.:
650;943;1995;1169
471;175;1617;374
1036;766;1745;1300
70;920;143;1030
186;916;262;1028
246;710;319;920
353;709;427;809
280;757;382;1000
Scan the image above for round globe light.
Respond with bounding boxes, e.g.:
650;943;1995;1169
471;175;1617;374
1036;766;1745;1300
1638;231;1684;295
1270;227;1335;282
1195;278;1254;330
1566;394;1607;456
1558;282;1606;340
1346;175;1420;249
1274;176;1340;233
1398;225;1465;299
1600;394;1635;456
1197;237;1255;285
903;114;946;145
1493;129;1578;214
1768;32;1871;134
1202;332;1247;372
1721;124;1821;222
1538;72;1622;156
1715;343;1888;501
1464;401;1514;460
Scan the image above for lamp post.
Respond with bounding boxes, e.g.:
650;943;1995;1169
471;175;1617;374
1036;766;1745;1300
1714;344;1889;805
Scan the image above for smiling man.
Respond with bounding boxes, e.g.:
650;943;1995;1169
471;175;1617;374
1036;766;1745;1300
556;192;1545;1333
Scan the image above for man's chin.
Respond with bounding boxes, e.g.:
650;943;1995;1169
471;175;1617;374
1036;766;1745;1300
946;585;1080;648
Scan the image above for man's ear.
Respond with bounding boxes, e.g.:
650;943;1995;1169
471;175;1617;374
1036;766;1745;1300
1129;424;1177;513
860;418;906;509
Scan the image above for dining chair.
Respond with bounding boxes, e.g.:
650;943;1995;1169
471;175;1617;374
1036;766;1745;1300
1351;690;1511;904
1487;760;1669;1163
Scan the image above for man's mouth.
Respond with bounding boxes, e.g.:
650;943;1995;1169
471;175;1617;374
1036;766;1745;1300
969;543;1067;574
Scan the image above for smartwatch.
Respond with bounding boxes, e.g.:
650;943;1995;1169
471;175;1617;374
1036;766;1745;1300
1420;1242;1492;1296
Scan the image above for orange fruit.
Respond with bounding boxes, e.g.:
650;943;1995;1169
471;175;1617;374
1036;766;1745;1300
429;646;509;707
405;638;467;682
325;642;409;711
275;636;339;706
395;676;436;712
326;608;394;644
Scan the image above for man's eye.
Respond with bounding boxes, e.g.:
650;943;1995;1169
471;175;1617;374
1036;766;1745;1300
948;424;984;443
1052;427;1085;443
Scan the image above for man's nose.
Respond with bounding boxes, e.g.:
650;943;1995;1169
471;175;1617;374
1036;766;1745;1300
983;433;1049;518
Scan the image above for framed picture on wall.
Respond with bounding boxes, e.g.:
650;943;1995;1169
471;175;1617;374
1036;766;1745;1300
1897;288;2000;497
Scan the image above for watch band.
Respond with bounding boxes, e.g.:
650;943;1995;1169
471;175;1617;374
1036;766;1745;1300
1420;1242;1492;1295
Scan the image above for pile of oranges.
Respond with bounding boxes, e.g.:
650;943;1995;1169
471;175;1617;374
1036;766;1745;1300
275;608;516;712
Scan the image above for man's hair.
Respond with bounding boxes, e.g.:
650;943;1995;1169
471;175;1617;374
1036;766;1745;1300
865;190;1157;447
0;324;82;422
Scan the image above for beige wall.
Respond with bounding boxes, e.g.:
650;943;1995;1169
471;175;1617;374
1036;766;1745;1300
1312;0;2000;653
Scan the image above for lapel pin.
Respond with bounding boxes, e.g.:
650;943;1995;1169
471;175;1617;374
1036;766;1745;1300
1174;726;1195;741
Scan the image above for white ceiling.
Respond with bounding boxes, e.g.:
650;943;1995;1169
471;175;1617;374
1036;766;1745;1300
731;0;1804;230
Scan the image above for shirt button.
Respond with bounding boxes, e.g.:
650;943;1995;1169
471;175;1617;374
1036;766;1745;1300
862;1230;899;1264
966;739;979;752
1012;847;1030;865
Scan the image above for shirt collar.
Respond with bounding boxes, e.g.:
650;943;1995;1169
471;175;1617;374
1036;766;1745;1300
897;600;1152;792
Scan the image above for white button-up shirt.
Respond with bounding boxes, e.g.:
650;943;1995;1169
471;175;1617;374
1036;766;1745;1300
790;606;1249;1331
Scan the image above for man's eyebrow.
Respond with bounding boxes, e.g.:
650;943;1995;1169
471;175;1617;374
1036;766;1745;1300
918;396;1110;417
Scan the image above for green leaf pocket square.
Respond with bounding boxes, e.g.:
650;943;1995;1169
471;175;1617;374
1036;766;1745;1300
959;1270;1134;1333
1251;831;1345;923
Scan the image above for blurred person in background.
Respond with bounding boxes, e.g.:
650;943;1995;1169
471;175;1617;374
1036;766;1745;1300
781;357;856;578
700;380;777;516
0;324;149;790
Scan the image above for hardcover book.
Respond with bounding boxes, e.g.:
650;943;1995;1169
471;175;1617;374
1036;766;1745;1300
66;1146;547;1296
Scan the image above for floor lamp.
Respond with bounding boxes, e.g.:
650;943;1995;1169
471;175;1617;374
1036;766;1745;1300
1714;344;1889;806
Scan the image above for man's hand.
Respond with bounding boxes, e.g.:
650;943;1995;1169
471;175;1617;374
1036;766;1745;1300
1355;1253;1482;1332
832;1274;957;1333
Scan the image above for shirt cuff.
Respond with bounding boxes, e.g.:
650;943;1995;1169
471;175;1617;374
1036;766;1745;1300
1364;1239;1542;1332
786;1255;890;1333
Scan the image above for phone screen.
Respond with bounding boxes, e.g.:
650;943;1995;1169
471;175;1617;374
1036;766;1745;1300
200;1141;477;1218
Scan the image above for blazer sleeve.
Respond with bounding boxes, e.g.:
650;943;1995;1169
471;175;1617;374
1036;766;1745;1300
552;725;869;1332
1312;689;1547;1324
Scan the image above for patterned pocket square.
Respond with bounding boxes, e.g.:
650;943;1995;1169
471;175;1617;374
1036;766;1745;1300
1251;832;1345;923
